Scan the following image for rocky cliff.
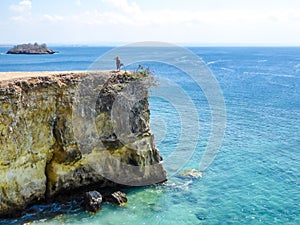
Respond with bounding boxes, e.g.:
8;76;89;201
0;71;166;217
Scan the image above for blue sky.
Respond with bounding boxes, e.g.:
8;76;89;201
1;0;300;45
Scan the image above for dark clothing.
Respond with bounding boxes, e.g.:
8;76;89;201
116;58;121;71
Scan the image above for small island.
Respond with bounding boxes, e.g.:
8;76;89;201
7;43;55;54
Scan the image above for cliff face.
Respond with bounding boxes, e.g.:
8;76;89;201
0;71;166;216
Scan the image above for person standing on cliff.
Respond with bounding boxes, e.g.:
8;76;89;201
115;56;121;71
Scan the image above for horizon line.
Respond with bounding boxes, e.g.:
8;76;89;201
1;42;300;48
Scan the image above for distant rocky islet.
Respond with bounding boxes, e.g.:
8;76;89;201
6;43;55;54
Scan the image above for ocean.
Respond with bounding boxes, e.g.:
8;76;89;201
0;46;299;224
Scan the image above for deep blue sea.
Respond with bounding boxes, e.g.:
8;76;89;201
0;46;299;224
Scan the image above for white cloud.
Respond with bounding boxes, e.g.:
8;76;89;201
72;0;298;29
9;0;33;23
10;0;32;12
11;15;29;23
5;0;300;45
42;14;64;23
65;6;300;44
103;0;141;14
75;0;82;7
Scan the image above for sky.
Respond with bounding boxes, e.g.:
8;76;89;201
1;0;300;46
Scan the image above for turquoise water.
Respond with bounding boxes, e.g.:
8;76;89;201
0;46;299;224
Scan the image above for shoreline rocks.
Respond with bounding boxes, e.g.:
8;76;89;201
83;190;128;212
84;191;103;212
103;191;128;206
178;169;203;179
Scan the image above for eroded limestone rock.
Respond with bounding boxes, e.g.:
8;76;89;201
0;71;166;217
103;191;127;206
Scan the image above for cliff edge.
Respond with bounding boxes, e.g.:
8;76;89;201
0;71;166;216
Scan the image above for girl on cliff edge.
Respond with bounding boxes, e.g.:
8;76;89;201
115;56;122;71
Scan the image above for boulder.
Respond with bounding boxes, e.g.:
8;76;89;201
84;191;102;212
103;191;127;206
178;169;203;179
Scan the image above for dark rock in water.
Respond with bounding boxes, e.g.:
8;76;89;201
178;169;203;179
103;191;127;206
84;191;102;212
6;43;55;54
195;212;207;221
